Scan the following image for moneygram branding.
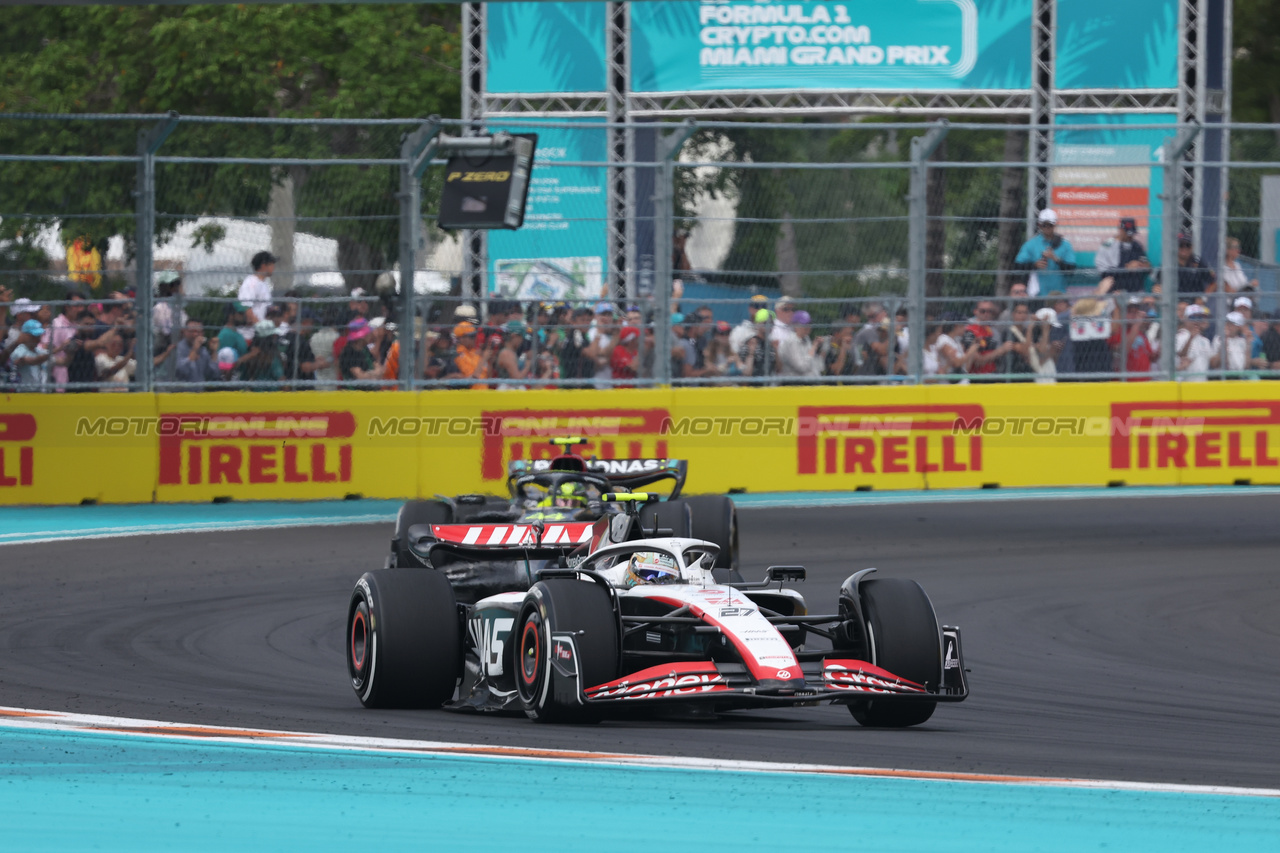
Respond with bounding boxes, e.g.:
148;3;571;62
1109;401;1280;470
797;405;984;476
157;411;356;486
480;408;670;480
0;414;36;488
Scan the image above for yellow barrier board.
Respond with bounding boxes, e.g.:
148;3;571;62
4;382;1280;505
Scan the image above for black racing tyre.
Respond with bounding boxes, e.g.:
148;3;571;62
394;500;453;567
682;494;740;572
347;569;461;709
639;499;692;539
848;577;942;728
514;579;620;723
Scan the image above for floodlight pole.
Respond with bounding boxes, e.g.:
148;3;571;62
908;121;949;383
134;110;178;392
1158;125;1200;380
653;120;696;386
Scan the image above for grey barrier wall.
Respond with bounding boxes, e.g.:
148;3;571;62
3;113;1280;390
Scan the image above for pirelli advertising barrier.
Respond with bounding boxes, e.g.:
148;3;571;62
4;383;1280;505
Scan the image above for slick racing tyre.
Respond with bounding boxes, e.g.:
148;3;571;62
394;500;453;567
347;569;461;709
682;494;741;576
514;579;620;723
848;577;942;728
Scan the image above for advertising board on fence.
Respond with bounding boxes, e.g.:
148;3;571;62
5;383;1280;506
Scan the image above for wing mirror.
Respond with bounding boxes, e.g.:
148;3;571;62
765;566;806;583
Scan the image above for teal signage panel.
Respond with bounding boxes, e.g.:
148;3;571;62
1055;0;1179;90
488;2;607;94
630;0;1032;92
487;118;609;301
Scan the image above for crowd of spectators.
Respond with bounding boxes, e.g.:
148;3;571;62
5;225;1280;391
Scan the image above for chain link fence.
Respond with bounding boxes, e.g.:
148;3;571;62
5;114;1280;391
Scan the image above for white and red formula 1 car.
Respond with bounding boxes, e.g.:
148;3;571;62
347;494;967;727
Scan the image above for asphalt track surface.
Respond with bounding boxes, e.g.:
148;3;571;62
3;495;1278;789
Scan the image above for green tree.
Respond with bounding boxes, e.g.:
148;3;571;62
0;4;461;291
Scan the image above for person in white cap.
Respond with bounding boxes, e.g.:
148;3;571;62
1014;209;1076;297
1210;311;1255;373
1175;305;1213;380
1232;296;1253;322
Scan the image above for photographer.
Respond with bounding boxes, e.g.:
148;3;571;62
175;318;220;386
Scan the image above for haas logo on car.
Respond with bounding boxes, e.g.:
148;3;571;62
0;414;36;487
481;408;670;480
157;412;356;487
797;405;984;477
1109;401;1280;471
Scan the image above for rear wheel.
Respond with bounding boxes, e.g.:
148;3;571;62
639;499;692;538
514;579;619;723
683;494;740;573
848;577;941;728
347;569;461;709
394;500;453;567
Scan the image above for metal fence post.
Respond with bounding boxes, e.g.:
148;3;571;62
653;120;695;386
908;121;949;382
134;111;178;392
399;118;441;391
1159;126;1200;380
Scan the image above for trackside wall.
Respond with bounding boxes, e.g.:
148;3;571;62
3;383;1280;505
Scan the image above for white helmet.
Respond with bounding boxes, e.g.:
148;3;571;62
624;552;679;587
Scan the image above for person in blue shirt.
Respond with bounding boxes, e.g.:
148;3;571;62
1015;208;1077;296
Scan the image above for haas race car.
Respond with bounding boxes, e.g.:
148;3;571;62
388;436;739;574
347;493;968;727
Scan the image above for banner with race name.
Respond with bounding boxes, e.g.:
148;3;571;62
629;0;1033;93
5;383;1280;505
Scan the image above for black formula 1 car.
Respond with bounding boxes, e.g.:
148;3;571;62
390;437;739;573
347;494;968;727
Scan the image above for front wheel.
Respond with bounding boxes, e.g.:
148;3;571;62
347;569;461;709
847;577;941;728
514;579;620;723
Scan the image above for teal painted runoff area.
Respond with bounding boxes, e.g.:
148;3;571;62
2;727;1278;853
6;487;1280;545
0;499;403;544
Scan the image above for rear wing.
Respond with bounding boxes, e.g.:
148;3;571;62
507;458;688;498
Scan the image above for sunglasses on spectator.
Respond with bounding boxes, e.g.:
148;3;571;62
777;305;795;312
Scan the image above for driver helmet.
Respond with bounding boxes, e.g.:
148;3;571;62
624;552;680;587
550;481;587;508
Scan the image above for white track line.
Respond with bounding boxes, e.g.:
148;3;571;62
0;515;395;546
2;706;1277;798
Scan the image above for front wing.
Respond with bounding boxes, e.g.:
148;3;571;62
572;628;969;709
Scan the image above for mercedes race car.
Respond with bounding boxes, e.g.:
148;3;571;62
390;437;739;572
347;494;968;727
